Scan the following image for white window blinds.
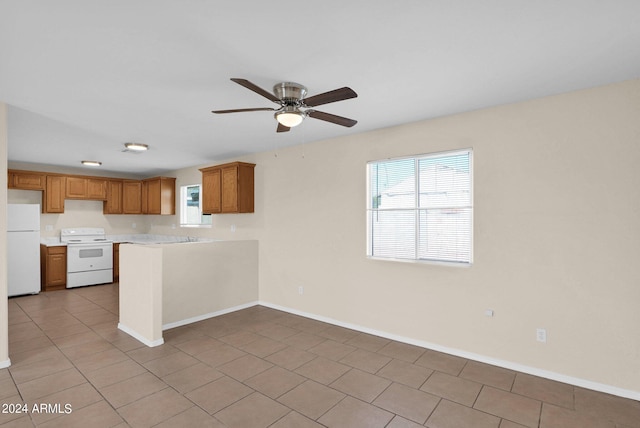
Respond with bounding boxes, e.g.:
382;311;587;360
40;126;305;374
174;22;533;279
367;150;473;265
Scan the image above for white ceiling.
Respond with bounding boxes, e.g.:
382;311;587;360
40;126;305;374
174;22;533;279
1;1;639;176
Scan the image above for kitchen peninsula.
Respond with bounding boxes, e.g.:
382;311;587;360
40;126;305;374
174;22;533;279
117;239;258;347
40;234;216;290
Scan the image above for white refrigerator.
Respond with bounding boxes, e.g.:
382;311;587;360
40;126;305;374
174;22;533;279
7;204;41;297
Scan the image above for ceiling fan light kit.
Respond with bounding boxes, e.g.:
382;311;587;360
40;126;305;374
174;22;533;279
275;106;305;128
212;78;358;133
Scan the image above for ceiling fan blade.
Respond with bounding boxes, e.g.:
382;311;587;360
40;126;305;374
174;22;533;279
307;110;357;127
212;107;276;114
276;123;291;133
302;87;357;107
230;78;280;103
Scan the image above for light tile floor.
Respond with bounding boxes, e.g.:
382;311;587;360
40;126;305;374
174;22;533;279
2;283;639;427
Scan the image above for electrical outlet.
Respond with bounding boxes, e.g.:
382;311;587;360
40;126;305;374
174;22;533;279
536;328;547;343
231;225;236;232
484;309;494;317
298;286;304;295
132;223;136;229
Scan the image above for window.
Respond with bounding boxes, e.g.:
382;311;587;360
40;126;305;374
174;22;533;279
367;149;472;265
180;184;212;227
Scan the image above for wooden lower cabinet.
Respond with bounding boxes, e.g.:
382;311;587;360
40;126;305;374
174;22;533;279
113;243;120;282
40;245;67;291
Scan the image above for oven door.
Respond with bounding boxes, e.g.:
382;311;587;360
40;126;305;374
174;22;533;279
67;242;113;273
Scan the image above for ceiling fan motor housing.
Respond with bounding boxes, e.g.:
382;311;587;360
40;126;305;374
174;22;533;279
273;82;307;105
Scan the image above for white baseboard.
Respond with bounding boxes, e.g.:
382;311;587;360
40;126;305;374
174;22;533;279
162;301;260;331
117;323;164;347
259;301;640;401
0;358;10;369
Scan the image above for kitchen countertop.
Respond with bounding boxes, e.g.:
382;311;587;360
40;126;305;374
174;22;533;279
41;234;214;247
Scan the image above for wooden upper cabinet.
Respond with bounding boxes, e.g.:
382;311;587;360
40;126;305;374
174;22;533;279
221;165;240;213
8;169;175;216
202;168;221;214
123;180;143;214
87;178;107;199
9;170;45;190
44;175;65;213
104;180;123;214
65;176;87;199
143;177;175;215
200;162;255;214
66;176;107;200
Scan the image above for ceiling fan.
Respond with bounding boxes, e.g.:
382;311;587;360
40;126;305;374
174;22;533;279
212;78;358;133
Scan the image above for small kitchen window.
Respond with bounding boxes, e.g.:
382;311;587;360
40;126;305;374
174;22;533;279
366;149;473;265
180;184;212;227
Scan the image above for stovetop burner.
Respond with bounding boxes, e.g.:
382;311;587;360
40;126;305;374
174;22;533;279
60;227;112;244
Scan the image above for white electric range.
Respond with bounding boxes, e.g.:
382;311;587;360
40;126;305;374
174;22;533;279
60;228;113;288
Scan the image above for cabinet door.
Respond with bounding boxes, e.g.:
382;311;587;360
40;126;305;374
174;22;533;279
65;176;87;199
104;180;123;214
45;176;65;213
142;177;174;215
202;169;221;214
145;178;161;214
87;178;107;200
141;180;148;214
159;177;176;215
236;163;255;213
221;166;239;213
47;253;67;286
10;171;45;190
123;181;143;214
44;246;67;290
113;243;120;282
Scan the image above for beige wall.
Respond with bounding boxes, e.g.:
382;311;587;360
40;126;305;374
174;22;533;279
155;79;640;396
0;103;9;366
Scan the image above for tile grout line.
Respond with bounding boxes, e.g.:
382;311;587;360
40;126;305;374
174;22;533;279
10;290;119;427
6;290;639;428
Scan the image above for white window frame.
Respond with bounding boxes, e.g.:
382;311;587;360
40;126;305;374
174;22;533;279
366;149;473;266
180;184;211;228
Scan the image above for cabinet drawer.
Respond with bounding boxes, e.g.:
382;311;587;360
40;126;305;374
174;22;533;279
47;246;66;255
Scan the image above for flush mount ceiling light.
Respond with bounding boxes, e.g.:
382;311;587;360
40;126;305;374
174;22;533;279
123;142;149;152
81;160;102;166
274;106;305;128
